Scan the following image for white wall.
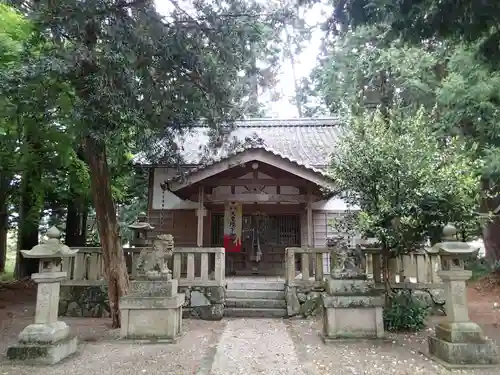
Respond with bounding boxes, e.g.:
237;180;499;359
151;167;199;210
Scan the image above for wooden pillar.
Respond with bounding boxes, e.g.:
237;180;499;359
306;189;313;246
302;188;313;280
197;185;204;247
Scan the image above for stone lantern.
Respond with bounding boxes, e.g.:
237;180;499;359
7;227;79;365
427;224;499;367
128;212;155;247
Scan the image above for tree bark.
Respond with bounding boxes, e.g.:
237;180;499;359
15;155;44;279
381;246;393;304
66;146;88;247
83;136;129;328
0;195;7;274
480;178;500;264
484;216;500;266
65;197;88;247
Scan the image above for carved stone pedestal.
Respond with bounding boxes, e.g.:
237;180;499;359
321;276;385;341
7;272;77;365
120;278;184;342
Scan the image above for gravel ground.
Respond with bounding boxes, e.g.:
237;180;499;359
209;318;307;375
2;282;500;375
288;317;500;375
0;312;226;375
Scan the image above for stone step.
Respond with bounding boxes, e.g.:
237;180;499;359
226;298;286;309
226;281;285;291
224;307;287;318
225;289;285;300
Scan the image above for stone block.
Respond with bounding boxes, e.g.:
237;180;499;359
191;291;211;307
321;282;385;341
130;279;178;297
428;335;499;367
7;335;77;365
322;304;385;340
322;294;384;309
325;277;374;295
120;294;184;341
285;286;301;317
180;286;226;320
435;322;485;343
120;293;184;310
192;303;224;321
18;321;69;343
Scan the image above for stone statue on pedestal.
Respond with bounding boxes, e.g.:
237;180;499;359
328;235;362;279
136;234;174;280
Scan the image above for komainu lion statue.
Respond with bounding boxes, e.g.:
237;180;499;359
136;234;174;280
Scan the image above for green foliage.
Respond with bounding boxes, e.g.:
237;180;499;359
325;0;500;66
465;253;491;281
383;289;428;332
313;25;445;115
330;107;481;252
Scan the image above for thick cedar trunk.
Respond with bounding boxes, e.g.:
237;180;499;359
484;217;500;265
66;146;88;247
0;197;7;273
15;153;44;278
0;175;9;273
83;136;129;328
65;198;88;247
480;178;500;264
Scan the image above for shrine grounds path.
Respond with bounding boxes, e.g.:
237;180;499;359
0;281;500;375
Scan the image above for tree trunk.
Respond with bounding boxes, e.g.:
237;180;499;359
381;246;393;305
480;178;500;265
0;197;7;274
66;196;88;247
15;159;44;279
66;146;88;247
484;216;500;266
83;136;129;328
0;173;10;273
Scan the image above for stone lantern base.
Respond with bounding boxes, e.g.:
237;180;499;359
6;274;78;365
7;333;78;366
428;322;500;368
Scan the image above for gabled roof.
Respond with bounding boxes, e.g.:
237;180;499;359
167;147;336;192
137;117;342;169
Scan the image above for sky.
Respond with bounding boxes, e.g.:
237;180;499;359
154;1;327;118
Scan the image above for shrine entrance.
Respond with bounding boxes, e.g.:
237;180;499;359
210;209;301;276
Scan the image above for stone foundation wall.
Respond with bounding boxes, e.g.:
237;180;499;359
59;284;110;318
180;286;225;320
284;285;445;318
285;285;326;318
59;284;226;320
412;288;445;315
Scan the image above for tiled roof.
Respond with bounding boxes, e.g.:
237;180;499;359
167;145;331;186
139;118;343;169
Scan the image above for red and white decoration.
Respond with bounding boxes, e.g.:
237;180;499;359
223;202;242;253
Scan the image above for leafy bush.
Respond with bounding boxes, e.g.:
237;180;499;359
383;289;428;332
465;256;491;281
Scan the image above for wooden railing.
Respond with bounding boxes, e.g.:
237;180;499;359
362;247;442;287
285;247;331;287
63;246;225;287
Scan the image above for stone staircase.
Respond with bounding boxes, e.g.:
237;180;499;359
224;278;287;318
